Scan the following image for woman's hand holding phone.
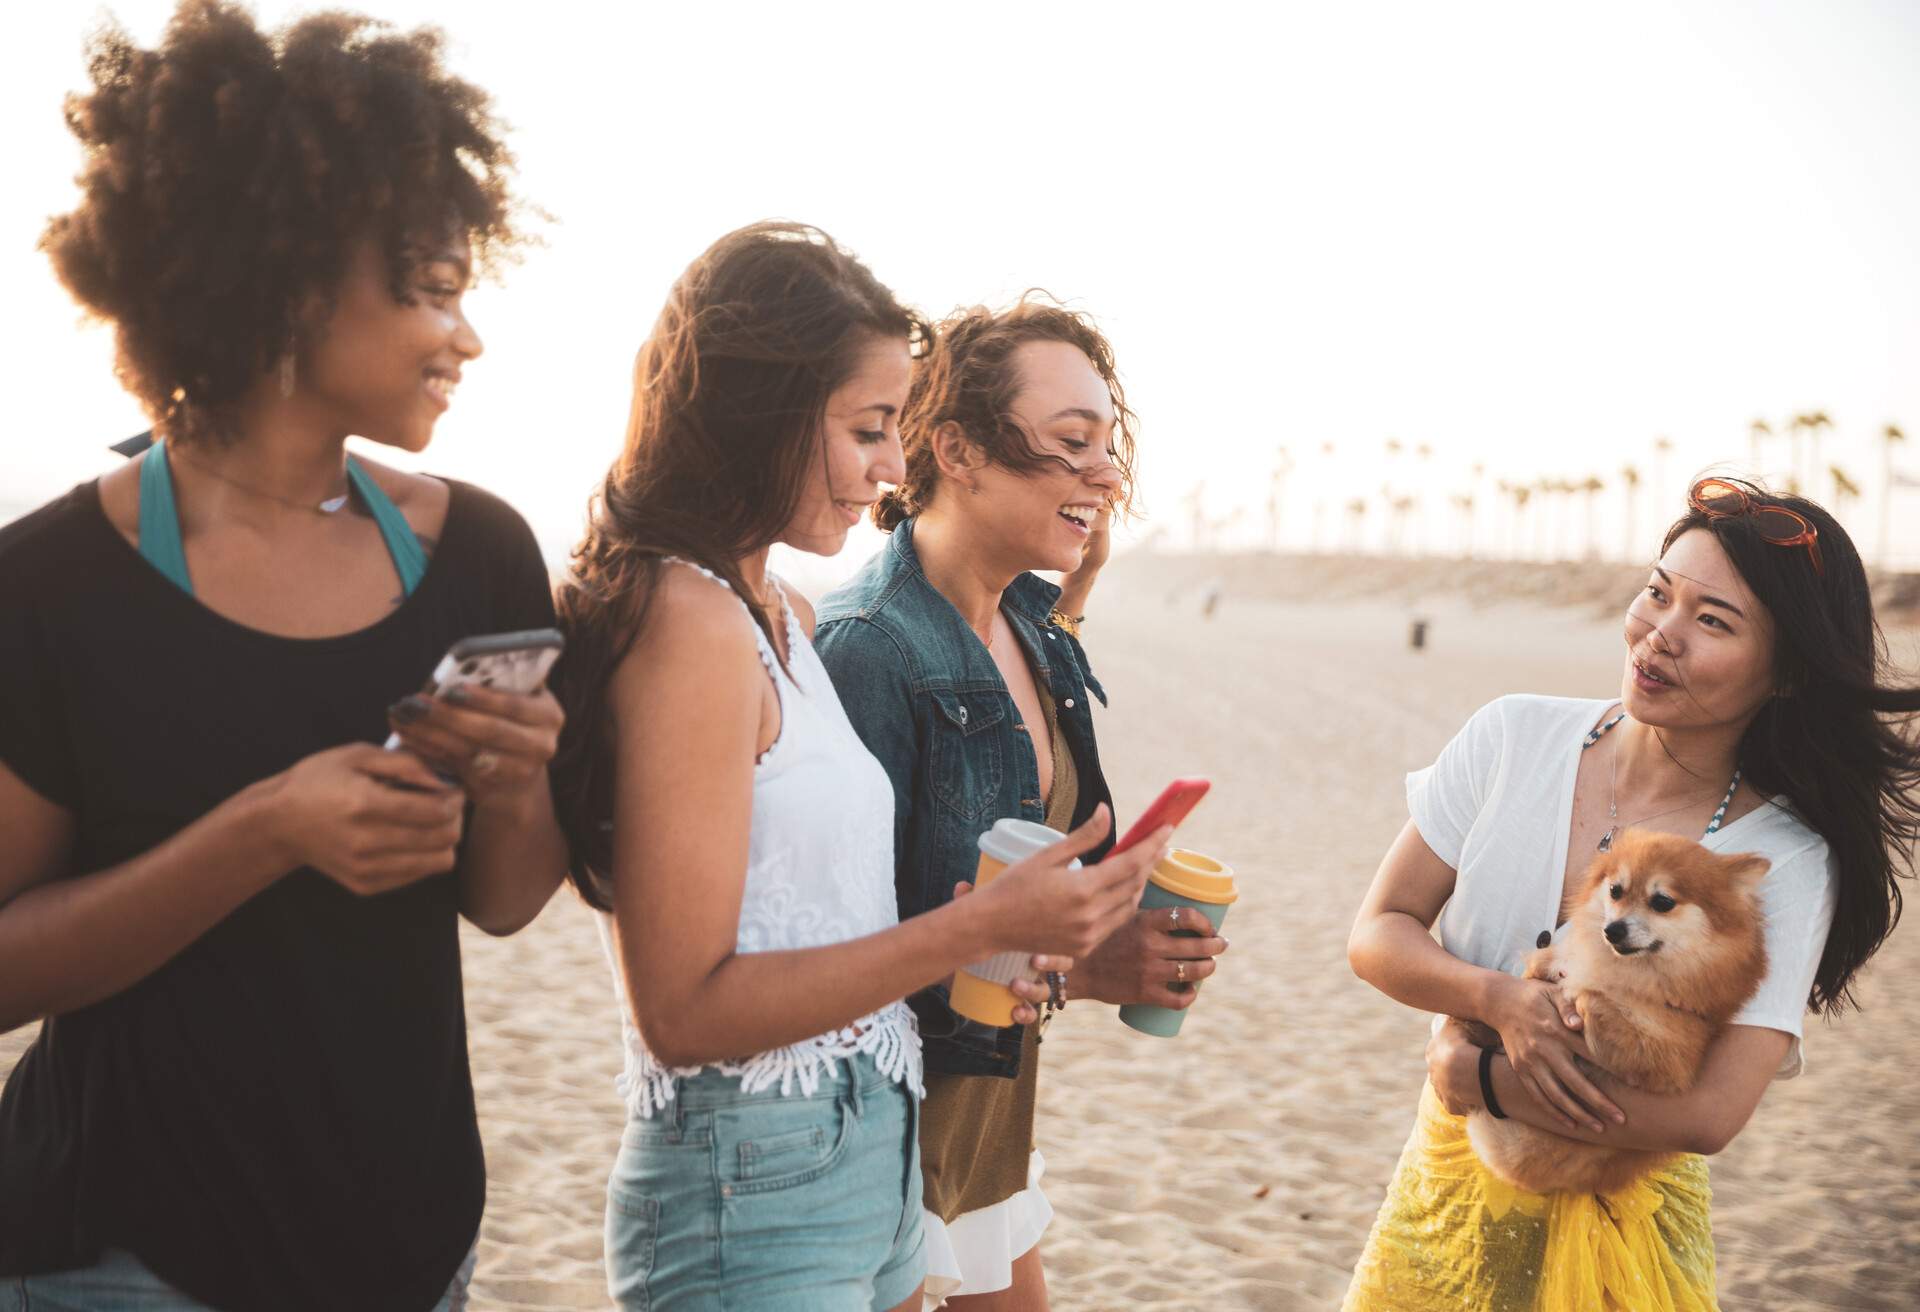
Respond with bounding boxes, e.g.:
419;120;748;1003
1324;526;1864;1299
260;744;466;894
386;683;565;810
972;803;1170;960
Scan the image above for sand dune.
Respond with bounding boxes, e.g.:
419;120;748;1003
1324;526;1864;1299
5;566;1916;1309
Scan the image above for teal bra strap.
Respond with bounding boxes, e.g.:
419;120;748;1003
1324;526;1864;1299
137;439;195;594
345;457;429;597
135;440;429;599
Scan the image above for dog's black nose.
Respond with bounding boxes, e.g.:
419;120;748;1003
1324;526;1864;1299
1604;920;1627;944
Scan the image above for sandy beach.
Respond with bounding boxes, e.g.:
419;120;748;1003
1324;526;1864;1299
5;558;1916;1310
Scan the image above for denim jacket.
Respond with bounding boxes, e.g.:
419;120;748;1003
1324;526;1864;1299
814;518;1114;1079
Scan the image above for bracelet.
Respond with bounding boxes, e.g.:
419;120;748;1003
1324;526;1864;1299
1478;1046;1508;1120
1037;971;1067;1042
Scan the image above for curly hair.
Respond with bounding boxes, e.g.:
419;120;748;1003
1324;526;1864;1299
873;293;1139;532
41;0;525;445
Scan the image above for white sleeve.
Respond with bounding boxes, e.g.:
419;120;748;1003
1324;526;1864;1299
1730;840;1838;1080
1406;698;1507;868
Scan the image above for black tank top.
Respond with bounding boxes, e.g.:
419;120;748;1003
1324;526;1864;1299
0;478;554;1311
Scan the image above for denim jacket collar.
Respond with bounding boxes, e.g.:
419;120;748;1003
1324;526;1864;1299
865;518;1105;706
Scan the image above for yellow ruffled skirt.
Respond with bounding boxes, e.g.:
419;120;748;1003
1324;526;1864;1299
1343;1084;1718;1312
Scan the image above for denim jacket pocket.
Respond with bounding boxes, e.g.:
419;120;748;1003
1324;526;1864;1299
928;689;1006;820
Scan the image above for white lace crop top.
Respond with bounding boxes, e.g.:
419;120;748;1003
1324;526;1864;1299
595;559;923;1116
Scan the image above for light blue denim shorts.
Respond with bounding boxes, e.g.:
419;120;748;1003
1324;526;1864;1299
7;1241;477;1311
606;1054;925;1311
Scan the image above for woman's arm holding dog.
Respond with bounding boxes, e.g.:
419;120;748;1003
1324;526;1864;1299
1350;820;1621;1131
1430;1018;1788;1154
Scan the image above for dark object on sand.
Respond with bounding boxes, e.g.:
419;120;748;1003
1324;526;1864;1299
1410;618;1429;650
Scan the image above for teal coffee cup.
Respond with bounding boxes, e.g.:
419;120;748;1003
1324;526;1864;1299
1119;849;1237;1038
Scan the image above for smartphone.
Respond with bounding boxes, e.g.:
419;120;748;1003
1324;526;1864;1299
383;628;565;750
1112;777;1211;854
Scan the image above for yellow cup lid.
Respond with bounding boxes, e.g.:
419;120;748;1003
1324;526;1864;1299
1150;849;1237;904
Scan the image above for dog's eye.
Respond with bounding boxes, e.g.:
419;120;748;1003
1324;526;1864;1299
1609;883;1623;901
1649;893;1676;913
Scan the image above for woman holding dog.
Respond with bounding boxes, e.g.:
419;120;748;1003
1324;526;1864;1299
1343;477;1918;1310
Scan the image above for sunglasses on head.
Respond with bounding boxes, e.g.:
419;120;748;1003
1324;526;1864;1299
1687;477;1823;576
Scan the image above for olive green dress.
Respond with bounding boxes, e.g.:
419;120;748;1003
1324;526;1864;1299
920;689;1079;1223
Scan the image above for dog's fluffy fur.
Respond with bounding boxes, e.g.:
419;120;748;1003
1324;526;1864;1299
1465;829;1770;1195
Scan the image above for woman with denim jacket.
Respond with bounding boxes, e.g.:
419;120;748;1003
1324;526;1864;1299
549;227;1168;1311
815;298;1230;1310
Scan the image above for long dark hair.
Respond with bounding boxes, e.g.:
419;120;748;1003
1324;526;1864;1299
1661;478;1920;1013
551;222;926;904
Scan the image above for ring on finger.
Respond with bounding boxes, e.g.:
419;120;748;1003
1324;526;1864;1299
471;749;502;776
1167;906;1180;930
1174;960;1187;983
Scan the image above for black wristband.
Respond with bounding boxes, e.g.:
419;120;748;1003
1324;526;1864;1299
1479;1045;1508;1120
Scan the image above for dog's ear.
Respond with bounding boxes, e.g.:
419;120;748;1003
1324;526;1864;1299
1720;852;1771;887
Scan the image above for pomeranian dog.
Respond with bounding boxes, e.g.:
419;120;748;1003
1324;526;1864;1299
1466;829;1770;1195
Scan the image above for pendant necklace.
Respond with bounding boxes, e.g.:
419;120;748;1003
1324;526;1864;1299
176;450;352;515
1584;710;1742;852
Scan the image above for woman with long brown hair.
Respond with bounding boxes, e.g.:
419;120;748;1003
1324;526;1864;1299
550;225;1169;1310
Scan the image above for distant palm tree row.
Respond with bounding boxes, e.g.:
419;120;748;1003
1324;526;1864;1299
1170;415;1912;565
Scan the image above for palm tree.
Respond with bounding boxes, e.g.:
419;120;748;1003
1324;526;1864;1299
1379;483;1403;554
1310;441;1336;554
1748;419;1771;479
1267;447;1294;552
1468;462;1487;556
1451;493;1477;558
1580;475;1606;559
1620;463;1643;561
1652;436;1675;504
1785;415;1805;494
1802;411;1834;499
1345;497;1370;552
1831;465;1862;513
1505;481;1532;560
1414;444;1434;554
1553;478;1580;560
1388;493;1418;556
1534;478;1559;559
1880;423;1906;566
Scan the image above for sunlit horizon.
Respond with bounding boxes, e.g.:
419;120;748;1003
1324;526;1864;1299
6;1;1918;583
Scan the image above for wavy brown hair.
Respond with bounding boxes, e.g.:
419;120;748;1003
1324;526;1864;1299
873;293;1139;532
553;222;927;900
41;0;524;446
1656;477;1919;1013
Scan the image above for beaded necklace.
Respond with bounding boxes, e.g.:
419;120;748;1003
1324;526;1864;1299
1582;710;1741;852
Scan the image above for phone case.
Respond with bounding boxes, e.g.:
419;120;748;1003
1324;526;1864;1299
427;628;565;697
381;629;564;753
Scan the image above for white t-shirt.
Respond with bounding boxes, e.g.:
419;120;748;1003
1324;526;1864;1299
1409;694;1838;1079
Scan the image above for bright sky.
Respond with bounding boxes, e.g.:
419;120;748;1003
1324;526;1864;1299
5;1;1919;578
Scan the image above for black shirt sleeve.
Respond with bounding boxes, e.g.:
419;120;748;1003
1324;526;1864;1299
470;483;558;634
0;501;82;809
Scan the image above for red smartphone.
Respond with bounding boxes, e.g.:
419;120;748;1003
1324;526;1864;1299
1112;777;1211;854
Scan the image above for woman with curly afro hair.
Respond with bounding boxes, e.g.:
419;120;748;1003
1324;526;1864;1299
0;4;566;1308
